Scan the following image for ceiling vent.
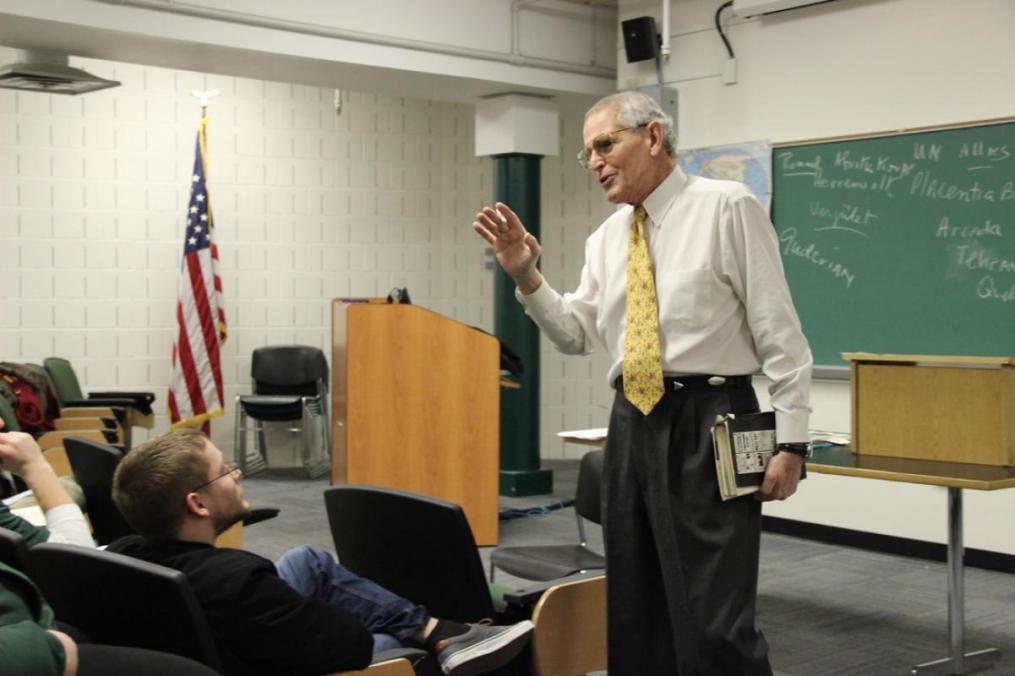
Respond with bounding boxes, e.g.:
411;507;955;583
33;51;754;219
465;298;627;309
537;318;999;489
0;50;120;95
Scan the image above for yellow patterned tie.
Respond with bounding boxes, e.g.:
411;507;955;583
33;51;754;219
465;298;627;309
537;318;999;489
623;206;664;415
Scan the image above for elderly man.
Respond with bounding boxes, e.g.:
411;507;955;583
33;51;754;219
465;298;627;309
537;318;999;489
107;429;532;676
473;91;812;675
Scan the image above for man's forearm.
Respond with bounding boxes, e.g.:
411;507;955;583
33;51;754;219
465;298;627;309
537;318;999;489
19;461;74;512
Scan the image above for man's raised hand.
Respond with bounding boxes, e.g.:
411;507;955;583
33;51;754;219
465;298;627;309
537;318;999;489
473;202;543;294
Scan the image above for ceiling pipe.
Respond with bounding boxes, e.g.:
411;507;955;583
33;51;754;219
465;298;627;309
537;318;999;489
660;0;671;61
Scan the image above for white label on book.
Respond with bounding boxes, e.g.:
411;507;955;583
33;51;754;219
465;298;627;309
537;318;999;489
732;429;776;473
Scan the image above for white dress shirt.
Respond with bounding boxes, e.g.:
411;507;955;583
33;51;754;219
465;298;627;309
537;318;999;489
518;165;813;442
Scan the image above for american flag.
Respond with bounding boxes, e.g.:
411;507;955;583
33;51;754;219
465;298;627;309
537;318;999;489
169;115;227;432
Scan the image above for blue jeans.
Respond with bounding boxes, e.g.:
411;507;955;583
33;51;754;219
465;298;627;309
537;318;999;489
276;545;431;654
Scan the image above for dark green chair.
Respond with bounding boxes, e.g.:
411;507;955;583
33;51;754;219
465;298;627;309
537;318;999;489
43;357;156;448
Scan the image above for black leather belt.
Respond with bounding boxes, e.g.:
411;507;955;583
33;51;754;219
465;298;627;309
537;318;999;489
614;375;752;391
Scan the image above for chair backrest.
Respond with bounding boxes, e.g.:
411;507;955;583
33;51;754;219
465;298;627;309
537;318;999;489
43;447;73;477
251;345;329;396
31;543;222;670
531;575;607;676
63;437;134;545
324;484;495;623
42;357;85;403
574;449;604;525
0;527;32;574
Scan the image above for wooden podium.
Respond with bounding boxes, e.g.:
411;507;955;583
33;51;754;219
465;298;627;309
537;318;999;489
845;353;1015;466
331;300;501;545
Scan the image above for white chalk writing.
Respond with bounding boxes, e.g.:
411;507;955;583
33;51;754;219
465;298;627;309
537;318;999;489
955;245;1015;273
935;217;1004;239
833;152;916;178
913;143;941;161
958;141;1010;163
809;201;876;237
976;275;1015;302
910;173;1015;202
778;152;821;176
779;228;855;288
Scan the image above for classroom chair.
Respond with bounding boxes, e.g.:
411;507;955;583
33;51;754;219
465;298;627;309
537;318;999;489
324;484;498;624
31;543;429;675
234;344;331;478
530;575;606;676
0;526;32;575
43;356;157;447
490;449;605;582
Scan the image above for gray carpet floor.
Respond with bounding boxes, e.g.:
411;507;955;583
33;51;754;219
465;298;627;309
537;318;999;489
241;460;1015;676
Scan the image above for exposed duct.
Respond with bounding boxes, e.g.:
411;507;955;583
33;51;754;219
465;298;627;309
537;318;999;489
0;50;120;95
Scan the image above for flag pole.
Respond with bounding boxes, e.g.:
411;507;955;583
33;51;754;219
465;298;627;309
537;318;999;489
170;90;227;438
197;89;216;438
191;89;221;114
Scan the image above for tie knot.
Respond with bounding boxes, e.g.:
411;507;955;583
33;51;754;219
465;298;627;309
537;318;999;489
631;206;648;240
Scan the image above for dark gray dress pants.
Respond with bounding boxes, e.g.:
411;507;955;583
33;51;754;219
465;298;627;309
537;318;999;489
603;378;772;676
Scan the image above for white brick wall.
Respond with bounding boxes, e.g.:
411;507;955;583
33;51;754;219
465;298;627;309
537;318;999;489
0;50;612;467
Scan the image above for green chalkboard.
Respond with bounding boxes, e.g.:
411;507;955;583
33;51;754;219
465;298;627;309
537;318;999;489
771;119;1015;367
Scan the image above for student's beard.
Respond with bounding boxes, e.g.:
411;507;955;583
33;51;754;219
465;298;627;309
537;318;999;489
213;507;252;535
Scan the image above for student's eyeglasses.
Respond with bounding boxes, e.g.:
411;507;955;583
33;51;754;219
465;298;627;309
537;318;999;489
576;125;647;169
190;463;242;492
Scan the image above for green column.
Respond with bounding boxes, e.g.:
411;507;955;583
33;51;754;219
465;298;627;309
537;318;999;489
493;153;552;496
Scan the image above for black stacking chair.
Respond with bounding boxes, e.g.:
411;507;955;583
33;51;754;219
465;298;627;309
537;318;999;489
0;526;32;574
63;437;133;545
324;485;497;623
490;449;605;582
234;345;330;478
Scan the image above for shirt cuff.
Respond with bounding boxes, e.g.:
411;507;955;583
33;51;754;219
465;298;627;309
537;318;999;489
775;409;810;445
515;278;556;311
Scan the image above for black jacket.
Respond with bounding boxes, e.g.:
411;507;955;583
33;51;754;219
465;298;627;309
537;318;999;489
107;535;373;676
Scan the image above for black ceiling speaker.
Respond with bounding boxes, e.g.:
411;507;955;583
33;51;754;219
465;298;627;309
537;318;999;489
621;16;660;64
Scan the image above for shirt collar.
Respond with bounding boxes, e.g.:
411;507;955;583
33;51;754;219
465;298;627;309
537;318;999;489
640;164;688;228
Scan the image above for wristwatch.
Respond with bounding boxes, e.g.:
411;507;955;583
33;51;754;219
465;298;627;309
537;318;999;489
775;442;812;459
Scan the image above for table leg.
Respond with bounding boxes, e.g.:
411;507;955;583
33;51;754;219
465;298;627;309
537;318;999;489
912;487;1000;675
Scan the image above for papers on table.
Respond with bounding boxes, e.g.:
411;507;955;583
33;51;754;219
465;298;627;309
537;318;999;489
809;429;850;447
10;505;46;526
558;428;608;442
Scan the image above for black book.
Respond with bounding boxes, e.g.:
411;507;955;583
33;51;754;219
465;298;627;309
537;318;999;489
711;411;777;501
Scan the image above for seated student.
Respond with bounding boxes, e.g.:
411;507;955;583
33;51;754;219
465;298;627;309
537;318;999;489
0;420;93;547
0;559;218;676
108;428;533;676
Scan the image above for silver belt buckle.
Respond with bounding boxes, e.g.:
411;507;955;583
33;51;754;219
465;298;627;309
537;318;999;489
707;376;726;386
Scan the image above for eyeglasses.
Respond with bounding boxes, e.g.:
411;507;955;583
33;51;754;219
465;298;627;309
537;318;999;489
576;125;647;169
190;463;242;492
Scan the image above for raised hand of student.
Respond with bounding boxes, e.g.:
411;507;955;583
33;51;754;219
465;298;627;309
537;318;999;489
0;421;75;512
0;422;48;479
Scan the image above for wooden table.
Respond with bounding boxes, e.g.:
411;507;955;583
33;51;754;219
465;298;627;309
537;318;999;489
809;446;1015;675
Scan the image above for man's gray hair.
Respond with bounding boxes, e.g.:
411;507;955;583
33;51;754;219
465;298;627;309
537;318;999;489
586;90;677;159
